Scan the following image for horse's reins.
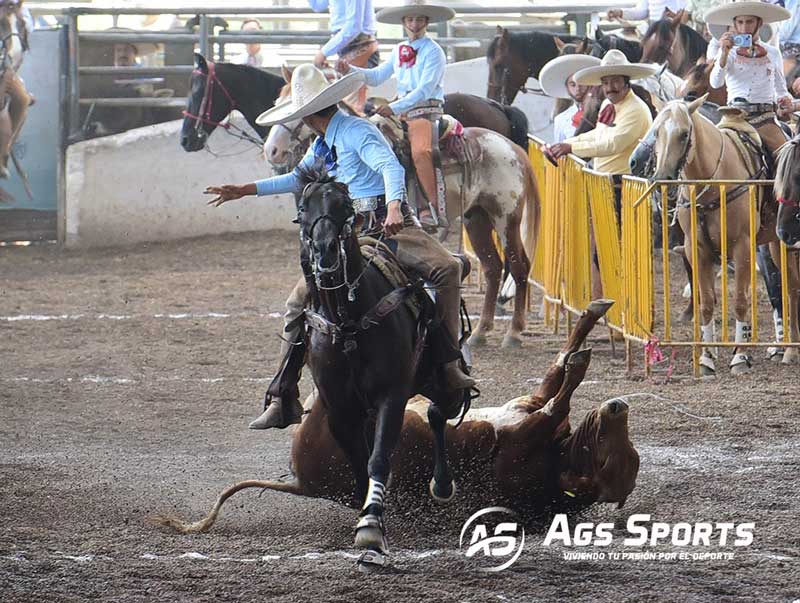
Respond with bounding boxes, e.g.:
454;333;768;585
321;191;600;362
182;61;264;148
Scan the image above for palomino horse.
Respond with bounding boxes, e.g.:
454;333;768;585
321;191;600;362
0;0;32;184
180;53;285;152
632;97;800;374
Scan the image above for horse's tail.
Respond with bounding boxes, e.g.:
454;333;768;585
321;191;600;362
149;479;305;534
521;155;541;267
500;105;530;151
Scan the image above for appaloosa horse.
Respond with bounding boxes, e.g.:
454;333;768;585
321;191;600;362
180;53;285;152
264;71;541;350
631;97;800;373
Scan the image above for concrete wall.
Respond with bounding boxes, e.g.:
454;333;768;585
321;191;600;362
65;119;296;248
64;58;554;248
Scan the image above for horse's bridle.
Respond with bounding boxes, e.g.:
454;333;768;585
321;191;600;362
488;65;542;106
270;119;314;172
182;61;263;148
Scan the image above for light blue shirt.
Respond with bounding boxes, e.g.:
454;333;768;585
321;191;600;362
351;36;446;115
308;0;378;58
778;1;800;45
255;110;406;203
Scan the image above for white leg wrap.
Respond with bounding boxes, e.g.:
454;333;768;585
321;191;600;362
773;309;785;341
362;479;386;511
556;352;567;367
682;282;692;299
701;321;717;358
735;321;752;344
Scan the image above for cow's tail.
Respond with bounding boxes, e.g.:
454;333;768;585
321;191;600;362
149;479;304;534
501;105;530;151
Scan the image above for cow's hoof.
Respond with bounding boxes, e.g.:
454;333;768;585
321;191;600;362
586;299;614;317
467;332;487;347
429;477;457;504
782;349;799;365
501;334;523;349
355;514;387;553
357;549;389;573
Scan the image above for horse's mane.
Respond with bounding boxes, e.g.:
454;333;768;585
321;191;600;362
218;61;284;88
643;18;672;44
499;105;530;150
774;140;800;201
677;23;708;62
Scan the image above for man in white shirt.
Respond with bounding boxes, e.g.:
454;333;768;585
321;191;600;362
539;54;601;142
707;1;793;155
237;19;263;67
608;0;686;24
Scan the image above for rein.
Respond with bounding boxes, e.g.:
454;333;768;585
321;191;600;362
182;62;263;148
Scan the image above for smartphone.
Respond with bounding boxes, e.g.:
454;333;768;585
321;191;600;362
733;33;753;47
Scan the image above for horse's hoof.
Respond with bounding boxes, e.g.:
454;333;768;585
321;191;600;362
730;354;753;375
782;349;799;365
429;477;457;504
357;549;389;573
679;306;694;324
698;365;716;378
767;347;785;362
501;334;523;349
355;515;387;553
468;332;488;347
495;302;508;316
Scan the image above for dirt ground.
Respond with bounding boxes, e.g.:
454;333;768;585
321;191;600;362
1;230;799;603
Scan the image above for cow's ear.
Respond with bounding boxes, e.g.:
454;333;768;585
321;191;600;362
194;52;208;73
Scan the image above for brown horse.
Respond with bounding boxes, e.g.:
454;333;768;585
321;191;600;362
680;59;727;106
640;13;708;78
633;97;800;373
0;0;32;182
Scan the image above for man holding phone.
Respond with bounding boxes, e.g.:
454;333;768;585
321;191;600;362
708;1;793;157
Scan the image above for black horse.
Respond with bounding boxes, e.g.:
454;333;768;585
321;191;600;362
180;53;285;152
296;171;465;569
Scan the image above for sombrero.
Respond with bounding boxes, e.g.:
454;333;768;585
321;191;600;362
705;1;790;26
255;64;365;126
376;0;456;25
540;55;602;99
573;49;660;86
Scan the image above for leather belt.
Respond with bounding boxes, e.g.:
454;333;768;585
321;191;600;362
730;101;776;115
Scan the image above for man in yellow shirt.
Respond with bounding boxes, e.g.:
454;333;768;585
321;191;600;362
547;50;656;177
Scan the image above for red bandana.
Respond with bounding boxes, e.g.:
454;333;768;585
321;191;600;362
598;104;616;126
399;44;417;68
571;107;584;128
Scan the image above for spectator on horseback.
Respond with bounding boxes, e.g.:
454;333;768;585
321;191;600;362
308;0;380;113
335;0;455;230
608;0;687;24
546;50;657;191
539;54;601;142
204;64;475;430
707;1;793;158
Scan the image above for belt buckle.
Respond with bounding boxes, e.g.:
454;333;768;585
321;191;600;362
353;196;378;213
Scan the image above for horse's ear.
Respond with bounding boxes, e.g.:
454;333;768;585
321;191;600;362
670;10;684;29
578;37;590;54
194;53;208;72
553;36;566;52
281;64;293;84
495;25;509;40
687;93;708;114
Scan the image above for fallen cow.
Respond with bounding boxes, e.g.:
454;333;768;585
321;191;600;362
153;299;639;533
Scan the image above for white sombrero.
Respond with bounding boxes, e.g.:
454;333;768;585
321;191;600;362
255;64;365;126
705;1;790;26
376;0;456;25
573;49;660;86
540;55;602;99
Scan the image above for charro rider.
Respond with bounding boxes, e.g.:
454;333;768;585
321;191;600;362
546;50;657;206
336;0;454;230
707;1;793;160
308;0;380;114
204;64;475;429
539;53;601;143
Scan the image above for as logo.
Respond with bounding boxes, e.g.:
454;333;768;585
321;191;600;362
459;507;525;572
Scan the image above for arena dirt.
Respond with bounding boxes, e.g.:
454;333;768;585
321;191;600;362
1;230;798;602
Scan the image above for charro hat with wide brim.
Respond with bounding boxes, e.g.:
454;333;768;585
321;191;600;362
255;64;365;126
705;1;790;26
540;55;602;99
573;49;660;86
376;0;456;25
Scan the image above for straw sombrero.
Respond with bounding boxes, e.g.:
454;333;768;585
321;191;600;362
540;55;602;99
573;49;660;86
705;1;790;26
255;64;365;126
376;0;455;25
